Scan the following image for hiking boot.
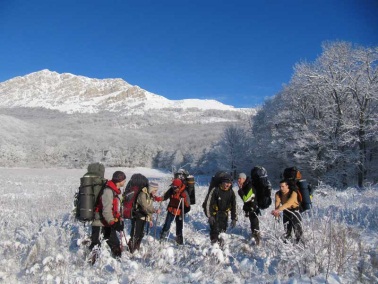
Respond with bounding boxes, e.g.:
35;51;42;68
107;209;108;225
253;232;261;246
111;246;122;259
218;237;225;249
160;231;168;242
176;235;183;245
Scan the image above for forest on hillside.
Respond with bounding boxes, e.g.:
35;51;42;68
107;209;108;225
210;42;378;188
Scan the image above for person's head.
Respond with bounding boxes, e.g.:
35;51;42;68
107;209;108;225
112;171;126;188
220;175;232;191
279;179;290;194
237;173;246;188
148;181;159;195
171;178;182;191
174;169;188;180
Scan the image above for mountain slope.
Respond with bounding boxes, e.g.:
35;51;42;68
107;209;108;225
0;70;252;115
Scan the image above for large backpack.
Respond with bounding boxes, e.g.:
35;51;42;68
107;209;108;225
250;166;272;210
122;173;149;219
74;163;107;222
208;171;232;192
283;167;312;211
174;169;196;205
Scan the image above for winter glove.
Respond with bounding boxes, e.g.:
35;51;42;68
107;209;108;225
111;219;124;232
108;218;118;226
208;216;216;226
230;219;237;228
181;192;187;199
154;196;164;202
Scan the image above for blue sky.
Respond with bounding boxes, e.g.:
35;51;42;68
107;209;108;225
0;1;377;108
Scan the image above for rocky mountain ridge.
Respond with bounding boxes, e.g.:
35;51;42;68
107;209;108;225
0;70;254;116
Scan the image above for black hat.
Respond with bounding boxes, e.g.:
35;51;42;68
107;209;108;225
112;171;126;183
220;174;232;183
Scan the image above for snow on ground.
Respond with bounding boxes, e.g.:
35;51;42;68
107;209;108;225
0;167;377;283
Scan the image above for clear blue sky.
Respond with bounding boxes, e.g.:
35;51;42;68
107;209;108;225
0;0;377;108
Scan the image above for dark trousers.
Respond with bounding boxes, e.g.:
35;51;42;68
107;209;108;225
210;212;228;242
161;212;183;237
248;211;260;235
283;210;303;242
90;226;121;257
128;218;146;253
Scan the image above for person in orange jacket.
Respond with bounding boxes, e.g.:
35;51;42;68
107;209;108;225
159;178;190;244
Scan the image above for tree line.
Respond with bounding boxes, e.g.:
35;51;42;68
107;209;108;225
211;41;378;188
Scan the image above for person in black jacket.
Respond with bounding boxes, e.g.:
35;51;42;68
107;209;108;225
204;174;237;246
237;172;261;245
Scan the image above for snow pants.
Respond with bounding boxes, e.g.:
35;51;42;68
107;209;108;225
161;211;183;238
128;218;146;253
210;211;228;242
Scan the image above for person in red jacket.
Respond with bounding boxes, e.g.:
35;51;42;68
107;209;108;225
159;178;190;244
90;171;126;259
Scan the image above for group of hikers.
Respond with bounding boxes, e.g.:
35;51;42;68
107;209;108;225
76;163;312;263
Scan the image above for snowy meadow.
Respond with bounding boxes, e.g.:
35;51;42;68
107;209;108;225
0;167;377;284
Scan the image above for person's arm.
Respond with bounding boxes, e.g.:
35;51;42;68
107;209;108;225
102;189;116;224
274;191;281;210
230;190;237;221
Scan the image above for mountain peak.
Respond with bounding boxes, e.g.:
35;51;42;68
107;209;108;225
0;70;251;114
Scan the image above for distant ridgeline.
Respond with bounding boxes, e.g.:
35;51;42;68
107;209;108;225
0;70;254;173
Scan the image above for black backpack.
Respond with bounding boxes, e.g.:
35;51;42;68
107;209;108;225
122;173;149;219
208;171;232;192
250;166;272;210
283;167;312;211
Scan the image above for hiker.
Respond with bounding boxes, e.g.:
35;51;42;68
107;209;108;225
271;179;303;244
237;172;261;245
204;173;237;246
128;181;161;253
283;166;313;211
160;178;190;244
90;171;126;259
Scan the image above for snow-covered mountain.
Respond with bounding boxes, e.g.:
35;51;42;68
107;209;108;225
0;70;253;114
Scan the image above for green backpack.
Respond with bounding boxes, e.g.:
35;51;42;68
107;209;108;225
74;163;107;222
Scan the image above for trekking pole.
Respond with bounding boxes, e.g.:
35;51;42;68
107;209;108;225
154;202;163;240
181;198;185;245
166;198;182;241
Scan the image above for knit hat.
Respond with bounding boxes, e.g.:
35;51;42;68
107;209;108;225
149;181;159;193
238;173;247;179
172;179;182;188
112;171;126;183
220;174;232;183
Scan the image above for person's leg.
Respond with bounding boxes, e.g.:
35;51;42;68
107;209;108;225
128;219;146;253
175;216;184;244
249;212;261;245
292;211;303;243
210;214;219;243
283;212;293;240
89;226;101;250
160;212;174;240
107;227;121;258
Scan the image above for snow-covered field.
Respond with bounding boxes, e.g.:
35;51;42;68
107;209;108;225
0;167;377;283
